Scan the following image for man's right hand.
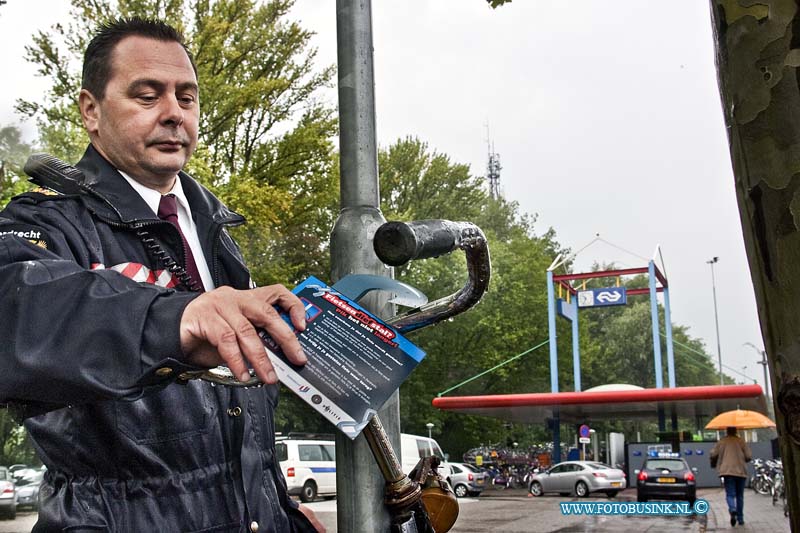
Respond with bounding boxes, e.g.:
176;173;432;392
179;284;307;384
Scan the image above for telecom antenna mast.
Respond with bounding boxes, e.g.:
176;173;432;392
486;132;501;199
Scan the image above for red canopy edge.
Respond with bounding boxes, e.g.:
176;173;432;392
431;384;764;410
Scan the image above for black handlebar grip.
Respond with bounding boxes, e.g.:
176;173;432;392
373;220;475;267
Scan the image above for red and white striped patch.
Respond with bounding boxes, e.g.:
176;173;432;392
91;262;179;288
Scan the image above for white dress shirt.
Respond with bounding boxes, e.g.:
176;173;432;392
119;171;215;291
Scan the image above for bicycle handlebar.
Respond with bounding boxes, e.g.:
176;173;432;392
373;220;483;266
375;220;491;334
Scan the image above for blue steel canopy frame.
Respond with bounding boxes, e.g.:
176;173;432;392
545;258;675;461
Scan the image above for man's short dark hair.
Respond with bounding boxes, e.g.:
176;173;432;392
82;17;197;100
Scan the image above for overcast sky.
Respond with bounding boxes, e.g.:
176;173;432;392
0;1;771;393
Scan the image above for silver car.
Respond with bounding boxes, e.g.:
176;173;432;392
446;462;488;498
15;468;44;511
528;461;626;498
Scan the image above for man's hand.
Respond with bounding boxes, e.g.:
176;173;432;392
298;504;326;532
179;285;307;384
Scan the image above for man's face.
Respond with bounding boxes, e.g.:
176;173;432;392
80;36;199;190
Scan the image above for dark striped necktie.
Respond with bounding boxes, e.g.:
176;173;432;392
157;193;204;292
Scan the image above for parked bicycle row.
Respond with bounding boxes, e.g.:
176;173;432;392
749;458;788;517
462;443;561;467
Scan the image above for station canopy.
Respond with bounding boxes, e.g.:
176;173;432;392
431;384;767;425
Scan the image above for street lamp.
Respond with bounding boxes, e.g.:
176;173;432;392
744;342;770;399
707;257;724;385
426;422;434;439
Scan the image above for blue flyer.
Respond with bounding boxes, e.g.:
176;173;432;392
260;276;426;439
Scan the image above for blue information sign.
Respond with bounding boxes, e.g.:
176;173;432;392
576;287;627;308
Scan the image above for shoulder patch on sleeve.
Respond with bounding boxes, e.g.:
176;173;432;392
32;186;62;196
0;223;52;250
20;186;71;202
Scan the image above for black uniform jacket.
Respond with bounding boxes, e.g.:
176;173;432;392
0;146;312;532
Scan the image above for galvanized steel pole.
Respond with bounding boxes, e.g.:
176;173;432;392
707;257;723;386
332;1;396;532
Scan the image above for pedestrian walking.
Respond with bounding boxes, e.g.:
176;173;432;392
710;426;752;527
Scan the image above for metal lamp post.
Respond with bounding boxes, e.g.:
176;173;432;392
745;342;771;399
707;257;724;385
757;351;770;398
426;422;434;440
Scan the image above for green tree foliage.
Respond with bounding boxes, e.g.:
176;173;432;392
16;0;339;287
0;124;33;205
0;413;39;467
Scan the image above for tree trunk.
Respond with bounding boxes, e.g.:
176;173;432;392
710;1;800;527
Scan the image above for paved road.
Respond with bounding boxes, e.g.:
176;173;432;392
0;512;36;533
307;486;790;532
0;487;789;532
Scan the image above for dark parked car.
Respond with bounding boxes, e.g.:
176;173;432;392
446;462;488;498
15;469;44;511
636;453;696;504
528;461;626;498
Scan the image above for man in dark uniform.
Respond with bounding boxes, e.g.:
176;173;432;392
0;17;323;532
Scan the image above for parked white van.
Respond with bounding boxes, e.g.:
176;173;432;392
276;437;336;502
400;433;450;479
